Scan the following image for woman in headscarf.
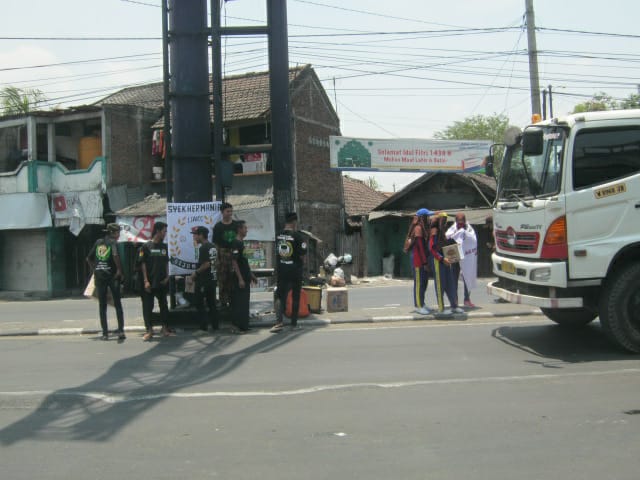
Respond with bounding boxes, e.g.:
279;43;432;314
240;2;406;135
404;208;433;315
428;212;464;315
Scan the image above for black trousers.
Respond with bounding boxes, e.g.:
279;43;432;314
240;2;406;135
277;266;303;326
194;281;218;330
95;276;124;335
141;287;169;331
231;281;251;331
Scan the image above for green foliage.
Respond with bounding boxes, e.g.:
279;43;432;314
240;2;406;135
365;176;380;191
1;86;47;116
433;113;510;144
572;91;640;113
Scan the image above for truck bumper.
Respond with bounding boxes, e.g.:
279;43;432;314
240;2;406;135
487;281;583;309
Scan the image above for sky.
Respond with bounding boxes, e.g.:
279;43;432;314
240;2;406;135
2;0;639;192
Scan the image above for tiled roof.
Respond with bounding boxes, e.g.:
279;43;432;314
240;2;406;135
95;65;314;128
342;176;388;217
98;82;165;110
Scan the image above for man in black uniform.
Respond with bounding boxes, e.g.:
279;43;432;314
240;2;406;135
138;221;173;341
231;220;257;333
212;202;236;308
190;226;218;334
86;223;125;341
271;212;307;332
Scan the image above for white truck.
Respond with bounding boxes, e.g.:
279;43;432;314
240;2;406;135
487;109;640;352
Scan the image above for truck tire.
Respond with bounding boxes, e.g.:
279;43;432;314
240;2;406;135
599;262;640;353
540;307;597;327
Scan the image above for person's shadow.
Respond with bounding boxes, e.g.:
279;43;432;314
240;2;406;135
0;328;310;445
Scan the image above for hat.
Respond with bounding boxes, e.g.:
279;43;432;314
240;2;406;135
190;226;209;236
416;208;433;217
105;223;121;233
285;211;298;222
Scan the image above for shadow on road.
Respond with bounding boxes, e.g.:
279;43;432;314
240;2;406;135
0;327;312;446
491;322;634;366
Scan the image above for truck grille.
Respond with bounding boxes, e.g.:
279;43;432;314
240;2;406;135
495;230;540;253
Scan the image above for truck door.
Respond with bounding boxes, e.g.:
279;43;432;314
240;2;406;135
565;125;640;279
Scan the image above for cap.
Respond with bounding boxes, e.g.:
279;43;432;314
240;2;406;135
416;208;433;217
105;223;121;233
285;211;298;222
190;226;209;236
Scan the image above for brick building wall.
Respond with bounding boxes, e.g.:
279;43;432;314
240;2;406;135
291;72;342;256
104;105;159;188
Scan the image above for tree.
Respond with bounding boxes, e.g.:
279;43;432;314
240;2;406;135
365;176;380;190
571;91;640;113
434;113;510;177
433;113;510;145
1;86;47;115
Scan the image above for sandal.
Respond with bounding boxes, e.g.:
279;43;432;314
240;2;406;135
143;331;153;341
161;327;176;337
270;322;284;333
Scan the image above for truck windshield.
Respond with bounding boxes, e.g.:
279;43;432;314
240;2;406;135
499;127;566;200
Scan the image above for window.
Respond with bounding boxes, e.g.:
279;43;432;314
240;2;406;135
573;127;640;189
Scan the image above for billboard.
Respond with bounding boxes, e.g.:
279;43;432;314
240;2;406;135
329;136;491;173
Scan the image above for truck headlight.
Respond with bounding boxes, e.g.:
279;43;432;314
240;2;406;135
530;268;551;281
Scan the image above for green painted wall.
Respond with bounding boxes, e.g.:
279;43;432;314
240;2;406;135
46;228;67;295
366;217;413;278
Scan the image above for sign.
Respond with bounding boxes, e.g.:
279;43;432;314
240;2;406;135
167;202;222;275
0;193;52;229
117;215;167;243
329;136;491;172
594;182;626;199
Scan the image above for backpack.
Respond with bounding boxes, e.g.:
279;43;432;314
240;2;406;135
285;288;310;318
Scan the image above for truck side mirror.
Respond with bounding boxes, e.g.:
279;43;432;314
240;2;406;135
485;155;495;178
522;128;544;156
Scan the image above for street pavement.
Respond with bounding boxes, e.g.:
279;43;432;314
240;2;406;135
0;277;541;337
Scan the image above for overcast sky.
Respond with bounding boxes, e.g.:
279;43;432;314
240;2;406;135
2;0;639;191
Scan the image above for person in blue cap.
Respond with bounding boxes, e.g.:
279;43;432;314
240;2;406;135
403;208;433;315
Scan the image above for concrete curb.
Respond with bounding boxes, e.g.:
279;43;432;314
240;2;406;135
0;309;541;338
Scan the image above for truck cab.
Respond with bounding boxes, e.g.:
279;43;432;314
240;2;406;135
488;110;640;352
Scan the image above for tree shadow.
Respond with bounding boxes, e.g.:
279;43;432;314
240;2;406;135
0;328;311;445
491;322;635;367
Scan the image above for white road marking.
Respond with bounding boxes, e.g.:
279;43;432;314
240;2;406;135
1;368;637;404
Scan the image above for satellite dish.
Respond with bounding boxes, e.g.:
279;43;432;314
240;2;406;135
503;126;522;147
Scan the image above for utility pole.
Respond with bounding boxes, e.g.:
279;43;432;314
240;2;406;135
525;0;541;119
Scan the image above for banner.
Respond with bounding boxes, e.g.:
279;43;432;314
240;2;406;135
166;202;222;275
116;215;167;243
0;193;52;229
329;136;491;173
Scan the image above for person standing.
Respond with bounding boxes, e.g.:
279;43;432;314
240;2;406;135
138;221;173;341
428;213;463;315
271;212;307;332
403;208;433;315
230;220;258;334
86;223;126;340
190;226;219;335
213;202;236;309
446;213;478;308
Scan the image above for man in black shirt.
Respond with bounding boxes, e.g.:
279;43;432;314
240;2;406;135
271;212;307;332
190;226;218;334
138;221;173;341
86;223;125;340
231;220;257;333
212;202;236;308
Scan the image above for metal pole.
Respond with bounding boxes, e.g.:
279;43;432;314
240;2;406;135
548;84;554;117
525;0;541;118
542;88;547;120
267;0;294;233
161;0;173;202
211;0;225;201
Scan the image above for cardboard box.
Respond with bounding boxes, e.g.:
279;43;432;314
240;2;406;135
326;287;348;312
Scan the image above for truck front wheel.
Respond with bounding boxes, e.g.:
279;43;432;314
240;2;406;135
599;262;640;353
540;307;597;327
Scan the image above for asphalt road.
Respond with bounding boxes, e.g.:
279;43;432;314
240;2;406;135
1;316;639;479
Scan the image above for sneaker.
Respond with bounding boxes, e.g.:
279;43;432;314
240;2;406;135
452;307;465;314
101;334;109;341
438;309;453;315
270;322;284;333
161;327;176;337
417;306;431;315
289;324;302;331
117;331;126;340
464;300;476;308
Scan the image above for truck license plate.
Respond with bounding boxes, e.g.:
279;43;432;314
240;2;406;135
502;260;516;274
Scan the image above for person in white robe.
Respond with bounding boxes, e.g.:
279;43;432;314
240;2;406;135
445;213;478;307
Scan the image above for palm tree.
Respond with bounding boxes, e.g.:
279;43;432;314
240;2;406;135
1;86;47;115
